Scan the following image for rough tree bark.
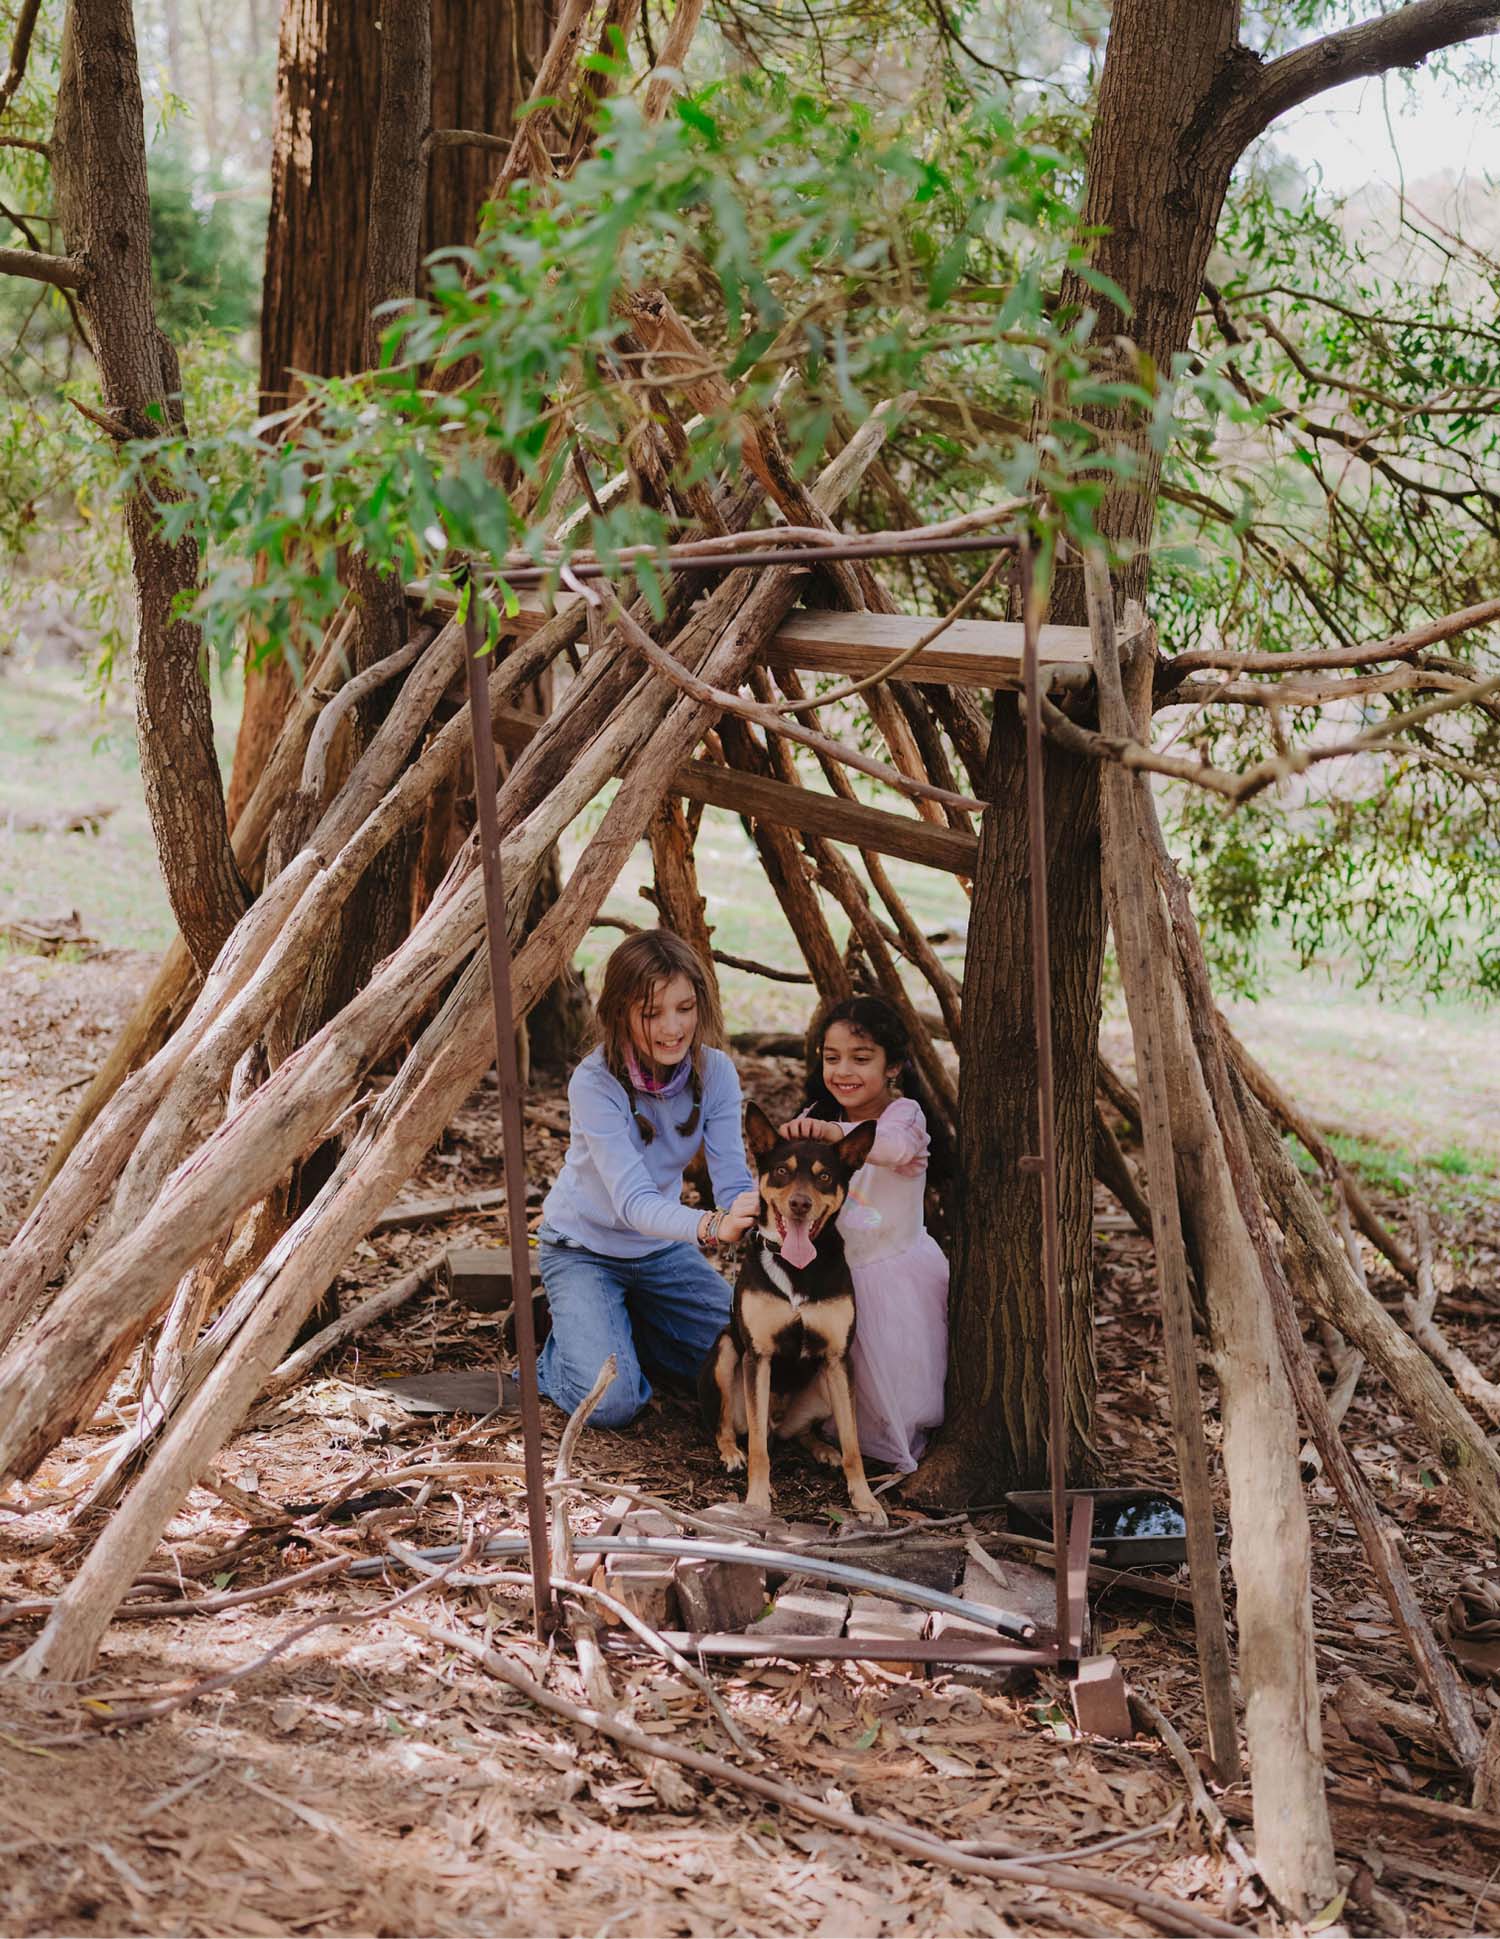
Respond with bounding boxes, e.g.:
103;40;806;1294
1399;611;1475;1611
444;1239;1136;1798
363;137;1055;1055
46;0;249;976
913;699;1102;1501
228;0;551;826
924;0;1500;1503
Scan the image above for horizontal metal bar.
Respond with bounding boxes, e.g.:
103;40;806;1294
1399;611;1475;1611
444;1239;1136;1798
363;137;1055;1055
363;1533;1039;1640
613;1631;1059;1667
443;530;1023;593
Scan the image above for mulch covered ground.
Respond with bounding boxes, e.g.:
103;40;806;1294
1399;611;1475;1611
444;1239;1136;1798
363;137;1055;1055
3;949;1500;1935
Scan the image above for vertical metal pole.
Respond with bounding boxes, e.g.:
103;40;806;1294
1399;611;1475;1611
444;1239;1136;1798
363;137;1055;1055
1019;542;1071;1662
464;585;556;1635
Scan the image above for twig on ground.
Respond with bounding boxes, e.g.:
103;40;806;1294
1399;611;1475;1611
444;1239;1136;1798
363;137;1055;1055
1404;1208;1500;1429
388;1544;755;1757
1129;1688;1259;1891
0;1552;359;1629
265;1249;447;1396
542;1358;691;1809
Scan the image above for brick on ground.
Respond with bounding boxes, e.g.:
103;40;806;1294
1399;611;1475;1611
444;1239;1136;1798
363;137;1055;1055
959;1551;1060;1641
600;1558;678;1628
745;1573;849;1638
604;1512;682;1627
1071;1654;1132;1739
811;1535;967;1593
929;1552;1059;1688
674;1557;769;1632
845;1592;928;1669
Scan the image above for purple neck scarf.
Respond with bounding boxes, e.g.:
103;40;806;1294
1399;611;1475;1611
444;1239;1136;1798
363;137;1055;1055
626;1049;693;1101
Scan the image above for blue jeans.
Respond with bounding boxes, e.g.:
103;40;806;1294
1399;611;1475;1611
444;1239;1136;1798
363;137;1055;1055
536;1228;732;1428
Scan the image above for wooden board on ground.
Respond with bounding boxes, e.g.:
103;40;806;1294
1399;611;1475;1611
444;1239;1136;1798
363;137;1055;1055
382;1369;510;1414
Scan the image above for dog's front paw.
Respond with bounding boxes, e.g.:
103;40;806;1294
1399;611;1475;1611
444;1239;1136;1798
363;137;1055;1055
851;1494;889;1527
718;1445;747;1475
807;1440;842;1470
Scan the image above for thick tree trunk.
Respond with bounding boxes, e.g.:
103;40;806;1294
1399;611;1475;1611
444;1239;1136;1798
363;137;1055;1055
915;0;1242;1500
48;0;249;976
913;698;1102;1503
230;0;549;824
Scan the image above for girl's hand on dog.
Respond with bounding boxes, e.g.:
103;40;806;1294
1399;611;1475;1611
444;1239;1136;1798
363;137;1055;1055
719;1189;761;1243
778;1116;844;1143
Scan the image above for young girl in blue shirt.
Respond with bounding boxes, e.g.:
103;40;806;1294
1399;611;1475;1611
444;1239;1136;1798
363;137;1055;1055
536;930;760;1428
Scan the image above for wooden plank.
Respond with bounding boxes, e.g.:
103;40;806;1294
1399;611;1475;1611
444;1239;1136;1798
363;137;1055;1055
491;708;980;875
411;585;1091;690
674;760;978;875
767;607;1091;691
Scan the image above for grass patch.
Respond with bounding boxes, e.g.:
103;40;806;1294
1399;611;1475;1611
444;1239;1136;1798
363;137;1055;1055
1290;1129;1500;1216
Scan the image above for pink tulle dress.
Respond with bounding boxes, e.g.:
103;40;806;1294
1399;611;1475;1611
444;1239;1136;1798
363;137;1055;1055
833;1097;950;1472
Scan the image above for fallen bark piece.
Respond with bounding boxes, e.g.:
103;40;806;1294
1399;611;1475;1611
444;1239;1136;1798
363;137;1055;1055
1071;1655;1133;1739
0;910;99;956
674;1556;768;1632
381;1369;512;1415
746;1579;850;1638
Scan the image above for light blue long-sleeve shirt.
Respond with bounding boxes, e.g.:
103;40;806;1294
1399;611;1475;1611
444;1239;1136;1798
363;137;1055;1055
539;1046;755;1257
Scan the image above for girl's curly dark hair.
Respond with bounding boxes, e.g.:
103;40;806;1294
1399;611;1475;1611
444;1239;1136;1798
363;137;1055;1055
802;995;954;1190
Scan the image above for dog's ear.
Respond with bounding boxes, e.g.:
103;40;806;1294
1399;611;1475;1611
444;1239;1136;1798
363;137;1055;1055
833;1120;877;1175
745;1102;781;1161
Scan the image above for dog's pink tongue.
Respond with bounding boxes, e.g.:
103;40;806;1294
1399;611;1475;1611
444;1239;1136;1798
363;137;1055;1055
781;1220;817;1269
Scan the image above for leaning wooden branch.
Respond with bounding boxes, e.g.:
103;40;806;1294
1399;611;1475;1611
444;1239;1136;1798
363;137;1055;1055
263;1248;445;1399
0;245;84;288
1087;571;1238;1786
1244;1094;1500;1539
1087;555;1333;1913
1147;834;1485;1776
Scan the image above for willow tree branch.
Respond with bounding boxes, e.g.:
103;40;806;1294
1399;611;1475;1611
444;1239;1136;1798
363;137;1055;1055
0;0;42;120
421;127;514;156
1233;1;1500;149
1159;593;1500;682
0;244;82;288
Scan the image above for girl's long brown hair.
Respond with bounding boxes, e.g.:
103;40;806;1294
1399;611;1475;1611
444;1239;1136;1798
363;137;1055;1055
594;929;724;1144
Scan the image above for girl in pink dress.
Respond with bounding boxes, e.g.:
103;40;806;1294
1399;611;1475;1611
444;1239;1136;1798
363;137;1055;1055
780;997;950;1473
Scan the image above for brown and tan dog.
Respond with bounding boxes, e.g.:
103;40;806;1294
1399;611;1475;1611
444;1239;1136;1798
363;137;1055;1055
698;1103;886;1524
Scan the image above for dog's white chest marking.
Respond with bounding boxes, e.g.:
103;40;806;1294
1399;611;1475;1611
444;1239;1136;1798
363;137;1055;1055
758;1242;803;1306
